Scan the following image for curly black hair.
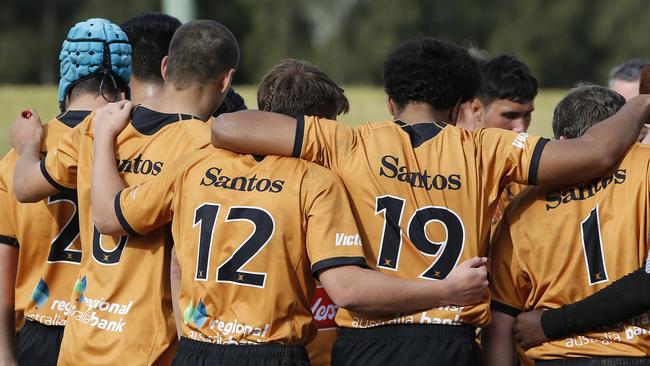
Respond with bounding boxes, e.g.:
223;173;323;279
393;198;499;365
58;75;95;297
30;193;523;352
121;12;181;83
478;55;538;105
383;38;480;111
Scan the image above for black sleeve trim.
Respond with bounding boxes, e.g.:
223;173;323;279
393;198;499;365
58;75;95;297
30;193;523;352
311;256;367;278
114;190;141;237
527;137;549;185
491;300;521;317
292;115;305;158
40;159;69;191
0;235;19;248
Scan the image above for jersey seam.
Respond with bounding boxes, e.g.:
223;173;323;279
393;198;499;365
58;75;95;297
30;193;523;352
0;235;19;248
491;299;521;317
311;256;367;279
40;159;74;191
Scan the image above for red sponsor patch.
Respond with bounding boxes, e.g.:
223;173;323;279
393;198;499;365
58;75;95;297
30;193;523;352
311;286;338;329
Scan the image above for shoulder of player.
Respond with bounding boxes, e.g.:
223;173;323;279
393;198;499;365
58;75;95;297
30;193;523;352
171;118;212;149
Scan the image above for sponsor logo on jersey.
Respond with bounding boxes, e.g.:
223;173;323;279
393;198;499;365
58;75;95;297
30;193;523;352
379;155;461;191
335;233;362;246
512;132;529;149
183;298;209;328
311;286;337;330
545;169;626;210
32;278;50;308
116;154;163;176
200;167;285;193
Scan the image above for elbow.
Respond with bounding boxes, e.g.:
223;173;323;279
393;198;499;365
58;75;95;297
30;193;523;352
93;213;122;237
327;281;363;311
14;185;40;203
211;114;237;149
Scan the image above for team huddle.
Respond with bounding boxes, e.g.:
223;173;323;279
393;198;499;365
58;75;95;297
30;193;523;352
3;11;650;366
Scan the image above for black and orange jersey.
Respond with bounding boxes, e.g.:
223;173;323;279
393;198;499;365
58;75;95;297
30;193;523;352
0;159;21;331
491;143;650;360
0;111;88;331
293;116;548;328
40;106;211;365
491;181;526;228
114;148;365;345
306;284;338;366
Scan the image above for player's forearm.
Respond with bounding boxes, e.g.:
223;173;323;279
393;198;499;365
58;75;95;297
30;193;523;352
13;144;52;203
482;311;517;366
321;266;456;315
541;266;650;340
537;95;650;185
92;136;126;236
211;111;297;156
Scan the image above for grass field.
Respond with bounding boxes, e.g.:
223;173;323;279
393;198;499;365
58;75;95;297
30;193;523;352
0;85;566;155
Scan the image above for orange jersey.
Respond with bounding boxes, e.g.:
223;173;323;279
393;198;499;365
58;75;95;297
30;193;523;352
492;181;526;227
114;148;365;345
306;284;338;366
490;143;650;360
41;106;211;365
294;117;548;328
0;111;87;330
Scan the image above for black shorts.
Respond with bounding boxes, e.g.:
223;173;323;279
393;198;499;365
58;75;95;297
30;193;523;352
172;337;310;366
536;357;650;366
331;324;482;366
17;319;65;366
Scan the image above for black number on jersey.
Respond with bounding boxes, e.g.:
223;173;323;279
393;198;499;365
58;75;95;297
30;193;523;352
46;191;82;264
376;195;465;280
580;206;609;285
92;226;129;265
193;204;274;288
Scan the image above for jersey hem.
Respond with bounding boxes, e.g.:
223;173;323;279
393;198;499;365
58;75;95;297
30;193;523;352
528;137;550;185
40;159;73;191
0;234;19;248
491;300;521;317
292;115;305;158
311;256;367;278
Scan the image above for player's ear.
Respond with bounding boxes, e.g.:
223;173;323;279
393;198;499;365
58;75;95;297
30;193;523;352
160;56;169;82
387;97;396;117
217;69;235;94
559;135;566;140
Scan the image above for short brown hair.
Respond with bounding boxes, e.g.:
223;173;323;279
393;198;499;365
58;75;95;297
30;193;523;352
257;59;349;119
166;20;239;89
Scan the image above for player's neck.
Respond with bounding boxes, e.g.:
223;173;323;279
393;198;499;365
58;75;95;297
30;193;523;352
129;77;163;104
393;103;452;125
66;94;108;112
144;83;218;121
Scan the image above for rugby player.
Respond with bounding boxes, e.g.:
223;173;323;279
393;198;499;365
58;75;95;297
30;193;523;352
86;60;489;365
209;38;650;365
485;84;650;365
0;18;131;366
9;20;237;365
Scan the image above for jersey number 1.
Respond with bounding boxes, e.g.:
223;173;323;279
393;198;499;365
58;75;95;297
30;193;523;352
581;205;608;285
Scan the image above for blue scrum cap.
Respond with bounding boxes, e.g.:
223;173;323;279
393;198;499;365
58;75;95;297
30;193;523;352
58;18;132;111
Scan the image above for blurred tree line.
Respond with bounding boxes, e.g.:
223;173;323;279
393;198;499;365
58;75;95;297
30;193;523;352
1;0;648;87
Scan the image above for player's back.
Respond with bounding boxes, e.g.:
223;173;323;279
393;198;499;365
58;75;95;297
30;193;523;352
297;117;547;328
43;106;211;365
0;111;88;330
116;147;364;346
491;143;650;360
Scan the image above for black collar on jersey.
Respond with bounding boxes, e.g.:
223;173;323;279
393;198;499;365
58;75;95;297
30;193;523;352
130;105;203;136
394;120;447;148
56;110;91;128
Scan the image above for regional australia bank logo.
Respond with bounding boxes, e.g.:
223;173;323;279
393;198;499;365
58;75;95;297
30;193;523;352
32;279;50;308
73;275;87;301
183;298;209;328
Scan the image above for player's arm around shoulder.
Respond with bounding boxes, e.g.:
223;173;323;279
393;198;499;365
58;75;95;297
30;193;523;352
212;110;296;156
537;94;650;185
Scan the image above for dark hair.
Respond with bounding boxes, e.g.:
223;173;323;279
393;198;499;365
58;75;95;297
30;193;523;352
69;73;121;102
552;84;625;139
383;38;480;111
257;59;349;119
166;20;239;89
121;12;181;83
608;58;649;84
478;55;538;106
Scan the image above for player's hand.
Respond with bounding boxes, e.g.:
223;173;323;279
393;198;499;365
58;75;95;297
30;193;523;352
513;309;547;349
444;257;489;305
10;109;43;155
93;100;133;141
